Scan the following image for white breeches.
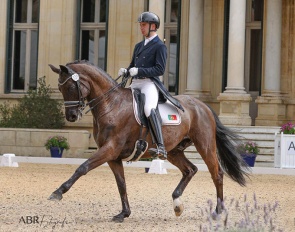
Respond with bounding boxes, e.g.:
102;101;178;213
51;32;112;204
130;78;158;117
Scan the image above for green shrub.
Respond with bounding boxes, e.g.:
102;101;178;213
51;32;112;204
0;77;65;129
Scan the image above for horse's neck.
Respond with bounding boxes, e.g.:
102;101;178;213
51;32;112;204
90;88;131;122
87;70;117;98
87;72;128;117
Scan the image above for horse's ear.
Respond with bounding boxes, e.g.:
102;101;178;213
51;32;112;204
48;64;60;74
59;65;70;74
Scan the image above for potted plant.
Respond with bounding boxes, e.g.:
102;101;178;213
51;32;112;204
45;135;70;158
238;141;260;167
279;122;295;134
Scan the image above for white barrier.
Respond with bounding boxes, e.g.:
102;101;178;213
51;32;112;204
0;155;295;175
0;154;19;167
148;160;167;174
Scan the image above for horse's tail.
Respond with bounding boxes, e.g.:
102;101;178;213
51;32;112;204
210;108;249;186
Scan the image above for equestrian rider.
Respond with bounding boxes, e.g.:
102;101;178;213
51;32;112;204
118;12;184;160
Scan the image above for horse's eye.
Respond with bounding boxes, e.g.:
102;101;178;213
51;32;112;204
68;84;77;92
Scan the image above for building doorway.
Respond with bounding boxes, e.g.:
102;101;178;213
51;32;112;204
245;0;263;125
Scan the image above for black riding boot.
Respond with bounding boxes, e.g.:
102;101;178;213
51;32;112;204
148;109;167;160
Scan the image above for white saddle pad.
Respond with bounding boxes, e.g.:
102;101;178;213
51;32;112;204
133;94;181;126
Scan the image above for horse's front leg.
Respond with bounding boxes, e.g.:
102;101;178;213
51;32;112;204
107;160;131;223
48;159;90;200
48;146;113;201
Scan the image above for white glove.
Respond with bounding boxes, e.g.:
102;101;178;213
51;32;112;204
118;68;127;76
129;67;138;77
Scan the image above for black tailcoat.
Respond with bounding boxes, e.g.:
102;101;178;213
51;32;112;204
128;36;184;112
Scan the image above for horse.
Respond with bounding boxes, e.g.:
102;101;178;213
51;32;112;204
48;60;249;222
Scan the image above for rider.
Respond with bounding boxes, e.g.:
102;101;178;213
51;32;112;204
118;11;184;160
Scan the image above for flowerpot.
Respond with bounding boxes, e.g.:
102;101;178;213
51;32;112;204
241;153;256;167
50;147;64;158
145;167;150;173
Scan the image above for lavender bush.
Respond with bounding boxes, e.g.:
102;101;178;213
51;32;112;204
198;193;282;231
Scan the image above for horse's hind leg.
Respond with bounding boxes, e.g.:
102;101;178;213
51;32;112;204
168;147;198;217
107;160;131;223
195;142;224;215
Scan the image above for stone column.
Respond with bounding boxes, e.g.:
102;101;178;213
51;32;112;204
149;0;165;41
217;0;252;126
255;0;284;126
185;0;204;97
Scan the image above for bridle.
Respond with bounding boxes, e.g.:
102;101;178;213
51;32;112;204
58;73;87;116
58;72;131;115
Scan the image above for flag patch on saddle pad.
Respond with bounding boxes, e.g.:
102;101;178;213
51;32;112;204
168;115;177;120
132;89;181;126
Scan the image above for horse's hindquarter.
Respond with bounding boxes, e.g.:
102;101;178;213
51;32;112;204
173;95;216;151
175;95;215;125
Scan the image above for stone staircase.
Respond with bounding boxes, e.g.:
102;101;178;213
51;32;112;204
184;126;280;167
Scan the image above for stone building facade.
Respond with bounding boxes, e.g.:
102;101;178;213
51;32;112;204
0;0;294;132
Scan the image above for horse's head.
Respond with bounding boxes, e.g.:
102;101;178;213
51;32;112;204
49;64;90;122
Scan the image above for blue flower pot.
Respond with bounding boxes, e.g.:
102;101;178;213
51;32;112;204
50;147;64;158
241;153;257;167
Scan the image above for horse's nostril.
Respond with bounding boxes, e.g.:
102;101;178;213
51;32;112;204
68;114;77;122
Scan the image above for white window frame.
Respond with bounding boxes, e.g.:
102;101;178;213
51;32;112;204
11;0;38;92
79;0;106;68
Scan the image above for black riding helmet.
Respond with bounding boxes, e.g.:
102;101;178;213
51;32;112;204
138;12;160;37
138;12;160;29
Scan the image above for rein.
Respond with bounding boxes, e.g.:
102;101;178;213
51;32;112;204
58;72;132;114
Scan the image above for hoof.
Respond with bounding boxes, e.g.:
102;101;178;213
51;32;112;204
173;197;184;217
48;192;63;201
211;211;220;220
112;211;130;223
112;215;124;223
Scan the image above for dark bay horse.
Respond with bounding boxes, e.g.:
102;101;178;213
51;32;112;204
48;60;248;222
